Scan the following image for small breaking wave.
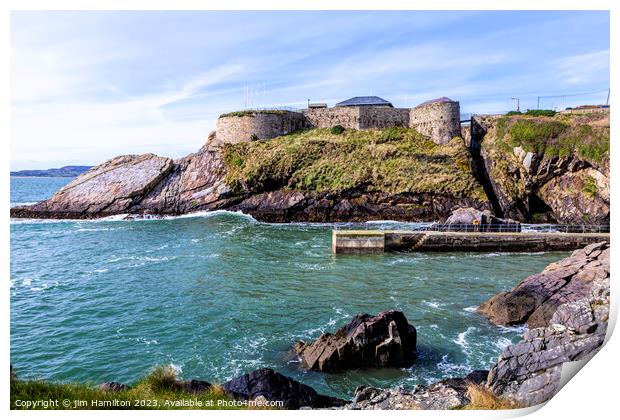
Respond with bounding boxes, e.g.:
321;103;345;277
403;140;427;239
10;210;258;225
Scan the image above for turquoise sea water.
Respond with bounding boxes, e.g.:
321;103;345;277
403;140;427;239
10;176;567;399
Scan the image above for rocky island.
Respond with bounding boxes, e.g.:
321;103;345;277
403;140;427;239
9;98;609;226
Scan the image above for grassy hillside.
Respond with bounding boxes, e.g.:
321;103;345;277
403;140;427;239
480;111;610;222
11;366;248;410
494;113;609;164
223;127;486;201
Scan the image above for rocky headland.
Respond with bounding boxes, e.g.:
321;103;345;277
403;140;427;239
10;111;609;224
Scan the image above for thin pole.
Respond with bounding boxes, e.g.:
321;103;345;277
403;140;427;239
537;96;540;109
606;89;610;105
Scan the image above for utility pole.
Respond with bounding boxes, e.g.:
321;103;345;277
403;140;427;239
537;96;540;110
511;97;521;112
606;89;610;105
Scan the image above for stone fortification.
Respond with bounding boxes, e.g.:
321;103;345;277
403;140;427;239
214;98;462;145
409;99;461;144
214;110;306;145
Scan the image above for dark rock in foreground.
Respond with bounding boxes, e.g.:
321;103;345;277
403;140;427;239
478;241;609;328
222;368;347;409
347;370;489;410
99;382;129;392
294;310;417;372
174;379;213;394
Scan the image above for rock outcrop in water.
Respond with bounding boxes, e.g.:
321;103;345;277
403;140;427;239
294;310;417;372
478;241;609;328
342;242;610;409
10;140;235;219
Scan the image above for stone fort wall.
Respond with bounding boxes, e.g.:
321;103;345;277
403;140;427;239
215;111;306;145
214;101;461;145
409;101;461;145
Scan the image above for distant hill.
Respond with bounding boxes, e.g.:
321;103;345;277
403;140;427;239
10;165;92;177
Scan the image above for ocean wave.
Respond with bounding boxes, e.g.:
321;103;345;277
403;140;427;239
497;324;528;334
422;300;444;309
437;354;471;377
494;337;513;350
453;327;477;350
10;209;258;225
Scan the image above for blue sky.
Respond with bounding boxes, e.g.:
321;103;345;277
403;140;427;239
11;11;610;170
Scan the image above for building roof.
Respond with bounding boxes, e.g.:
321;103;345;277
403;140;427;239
417;96;456;107
335;96;393;107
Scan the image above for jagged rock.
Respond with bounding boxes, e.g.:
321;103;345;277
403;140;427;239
221;368;347;409
99;382;129;392
476;112;609;223
346;371;488;410
294;310;417;372
539;168;610;225
442;207;520;231
484;242;610;407
478;241;609;328
486;274;609;407
10;154;175;218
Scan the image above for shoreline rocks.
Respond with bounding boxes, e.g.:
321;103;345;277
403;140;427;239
477;241;609;328
485;272;609;406
346;370;489;410
222;368;347;409
294;310;417;372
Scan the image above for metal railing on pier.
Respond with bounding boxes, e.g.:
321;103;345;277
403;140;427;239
417;224;609;234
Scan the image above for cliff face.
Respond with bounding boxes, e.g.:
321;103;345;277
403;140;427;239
9;112;610;224
476;112;609;224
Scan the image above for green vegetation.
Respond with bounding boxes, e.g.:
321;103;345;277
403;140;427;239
505;109;556;117
495;115;609;164
462;384;521;410
223;127;486;201
330;125;345;135
219;109;288;118
583;176;598;198
10;366;247;410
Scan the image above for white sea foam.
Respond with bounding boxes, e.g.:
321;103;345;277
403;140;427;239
437;354;471;376
76;227;114;232
463;306;478;313
169;363;183;375
454;327;477;349
494;337;513;350
423;300;443;309
498;324;528;334
11;209;258;225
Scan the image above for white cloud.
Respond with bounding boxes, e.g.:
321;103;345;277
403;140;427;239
554;50;609;85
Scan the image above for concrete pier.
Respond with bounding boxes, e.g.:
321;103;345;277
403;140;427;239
332;230;610;254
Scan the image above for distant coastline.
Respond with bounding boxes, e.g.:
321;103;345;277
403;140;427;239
10;165;92;178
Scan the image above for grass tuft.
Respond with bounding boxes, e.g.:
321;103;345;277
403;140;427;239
145;365;178;392
463;383;520;410
10;365;246;410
